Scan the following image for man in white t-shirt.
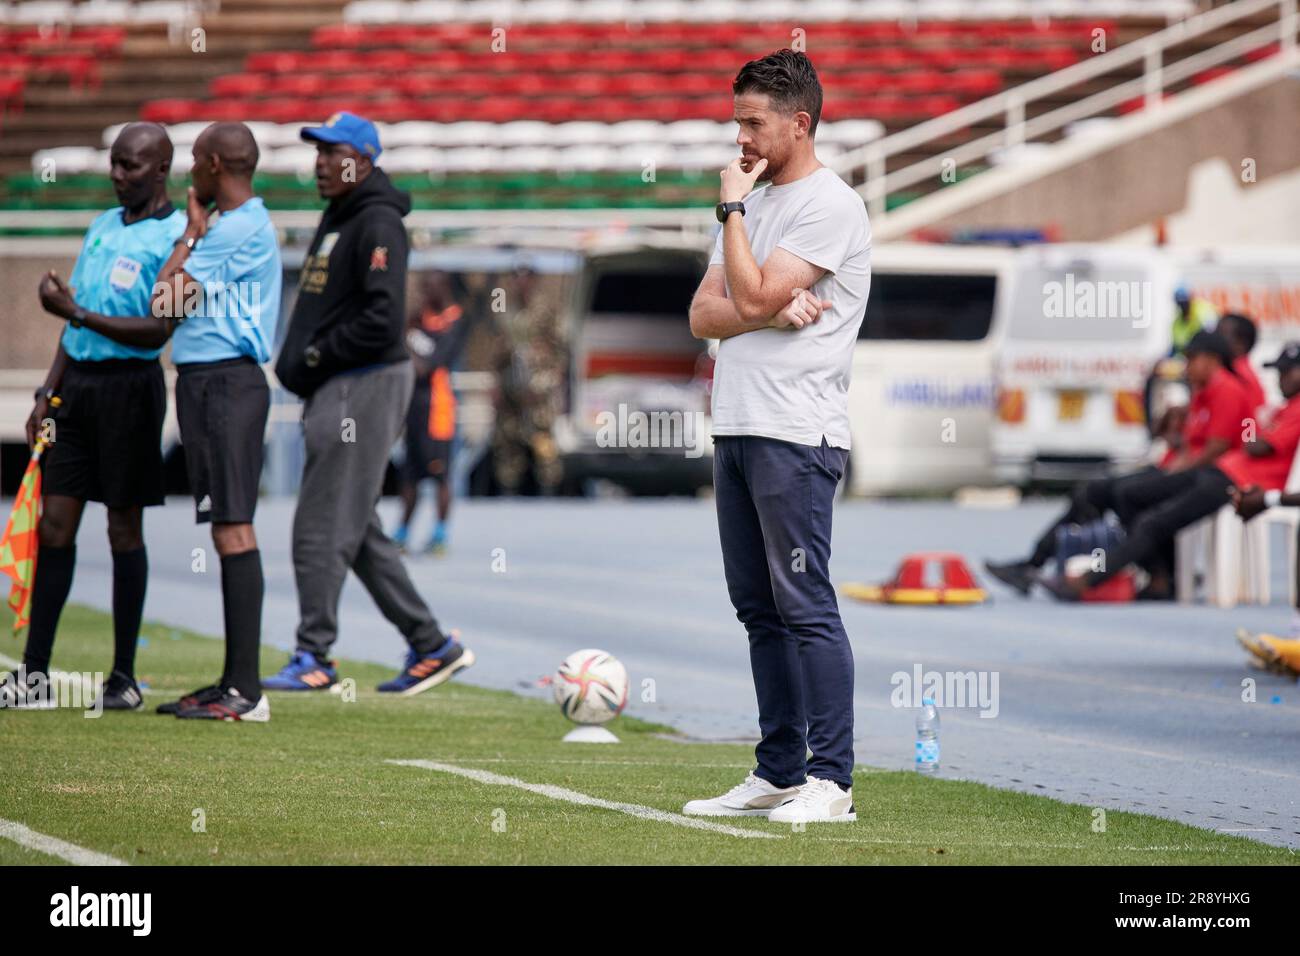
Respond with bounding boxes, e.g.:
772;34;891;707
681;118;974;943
683;49;871;825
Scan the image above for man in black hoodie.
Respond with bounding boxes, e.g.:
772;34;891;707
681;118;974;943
268;112;475;695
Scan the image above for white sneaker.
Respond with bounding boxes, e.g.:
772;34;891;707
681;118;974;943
768;776;856;824
682;772;800;817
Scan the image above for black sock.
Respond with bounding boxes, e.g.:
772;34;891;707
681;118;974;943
220;550;263;698
22;544;76;677
111;547;147;679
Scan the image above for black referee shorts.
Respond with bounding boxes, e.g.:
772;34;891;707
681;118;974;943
42;358;166;509
175;357;269;525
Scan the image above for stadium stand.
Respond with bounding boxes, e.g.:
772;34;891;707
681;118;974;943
0;0;1278;215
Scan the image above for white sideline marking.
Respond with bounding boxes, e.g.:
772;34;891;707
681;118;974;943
0;818;128;866
388;759;782;840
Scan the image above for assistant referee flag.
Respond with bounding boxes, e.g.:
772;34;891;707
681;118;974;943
0;442;45;633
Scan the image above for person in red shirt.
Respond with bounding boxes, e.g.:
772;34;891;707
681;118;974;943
1041;341;1300;600
1219;312;1266;414
1230;342;1300;672
1163;332;1255;470
987;330;1250;595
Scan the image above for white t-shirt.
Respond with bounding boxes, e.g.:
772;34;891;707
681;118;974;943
709;165;872;449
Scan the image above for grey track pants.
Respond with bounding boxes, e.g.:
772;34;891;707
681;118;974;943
292;359;445;659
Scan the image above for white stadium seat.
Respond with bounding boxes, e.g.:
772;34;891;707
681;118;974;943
500;145;566;171
494;120;556;147
71;0;132;24
10;1;72;25
606;120;664;146
258;145;317;175
515;0;579;21
343;1;408;23
405;1;461;22
380;147;442;172
131;0;198;23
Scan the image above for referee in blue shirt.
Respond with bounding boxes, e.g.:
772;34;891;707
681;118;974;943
6;123;184;712
71;122;283;722
151;122;283;721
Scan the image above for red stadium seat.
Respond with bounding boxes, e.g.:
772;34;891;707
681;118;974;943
210;73;270;98
245;51;304;74
0;75;25;117
140;98;205;124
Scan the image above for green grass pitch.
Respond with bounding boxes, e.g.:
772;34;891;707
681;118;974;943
0;605;1294;865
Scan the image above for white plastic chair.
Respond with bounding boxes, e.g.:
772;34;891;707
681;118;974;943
1243;443;1300;606
1175;504;1248;608
1176;442;1300;607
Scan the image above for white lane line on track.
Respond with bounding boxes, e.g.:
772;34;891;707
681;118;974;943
387;759;783;839
0;818;128;866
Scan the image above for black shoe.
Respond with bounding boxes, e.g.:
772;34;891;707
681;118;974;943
983;560;1038;596
96;671;143;711
156;683;221;715
175;685;270;722
1039;575;1084;602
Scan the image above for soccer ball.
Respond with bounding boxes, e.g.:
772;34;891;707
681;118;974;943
553;649;628;725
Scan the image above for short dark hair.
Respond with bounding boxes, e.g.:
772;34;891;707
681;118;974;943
1220;311;1258;354
733;49;823;135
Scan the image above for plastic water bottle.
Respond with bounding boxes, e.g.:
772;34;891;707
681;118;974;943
915;697;940;774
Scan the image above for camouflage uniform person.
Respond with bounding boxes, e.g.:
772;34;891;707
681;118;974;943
492;265;568;494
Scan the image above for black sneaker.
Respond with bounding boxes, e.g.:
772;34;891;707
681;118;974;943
983;560;1038;596
96;671;143;711
0;671;57;710
174;686;270;722
155;684;221;715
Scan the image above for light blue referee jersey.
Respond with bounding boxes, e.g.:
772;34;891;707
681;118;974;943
171;197;282;365
61;204;186;362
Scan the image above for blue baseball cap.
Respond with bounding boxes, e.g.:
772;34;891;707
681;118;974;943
300;111;382;159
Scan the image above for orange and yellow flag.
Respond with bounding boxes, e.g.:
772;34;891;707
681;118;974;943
0;442;44;633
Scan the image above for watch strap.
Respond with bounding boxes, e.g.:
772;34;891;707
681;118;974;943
716;201;746;223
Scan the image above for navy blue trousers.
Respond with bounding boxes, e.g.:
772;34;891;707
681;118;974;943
713;435;855;789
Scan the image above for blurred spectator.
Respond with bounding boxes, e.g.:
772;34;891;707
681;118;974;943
1171;283;1219;355
394;271;472;554
490;264;568;495
1218;311;1266;413
987;331;1251;598
1040;341;1300;601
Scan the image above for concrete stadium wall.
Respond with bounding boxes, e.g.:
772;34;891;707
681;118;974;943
921;76;1300;241
0;241;78;371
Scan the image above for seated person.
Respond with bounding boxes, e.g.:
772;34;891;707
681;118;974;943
1218;311;1266;414
1038;342;1300;601
986;330;1252;596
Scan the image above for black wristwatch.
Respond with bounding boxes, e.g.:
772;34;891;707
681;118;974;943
34;385;56;402
70;307;88;329
715;201;746;223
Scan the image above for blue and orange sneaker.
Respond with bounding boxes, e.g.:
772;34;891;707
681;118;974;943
377;637;475;696
262;650;338;691
392;524;410;553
